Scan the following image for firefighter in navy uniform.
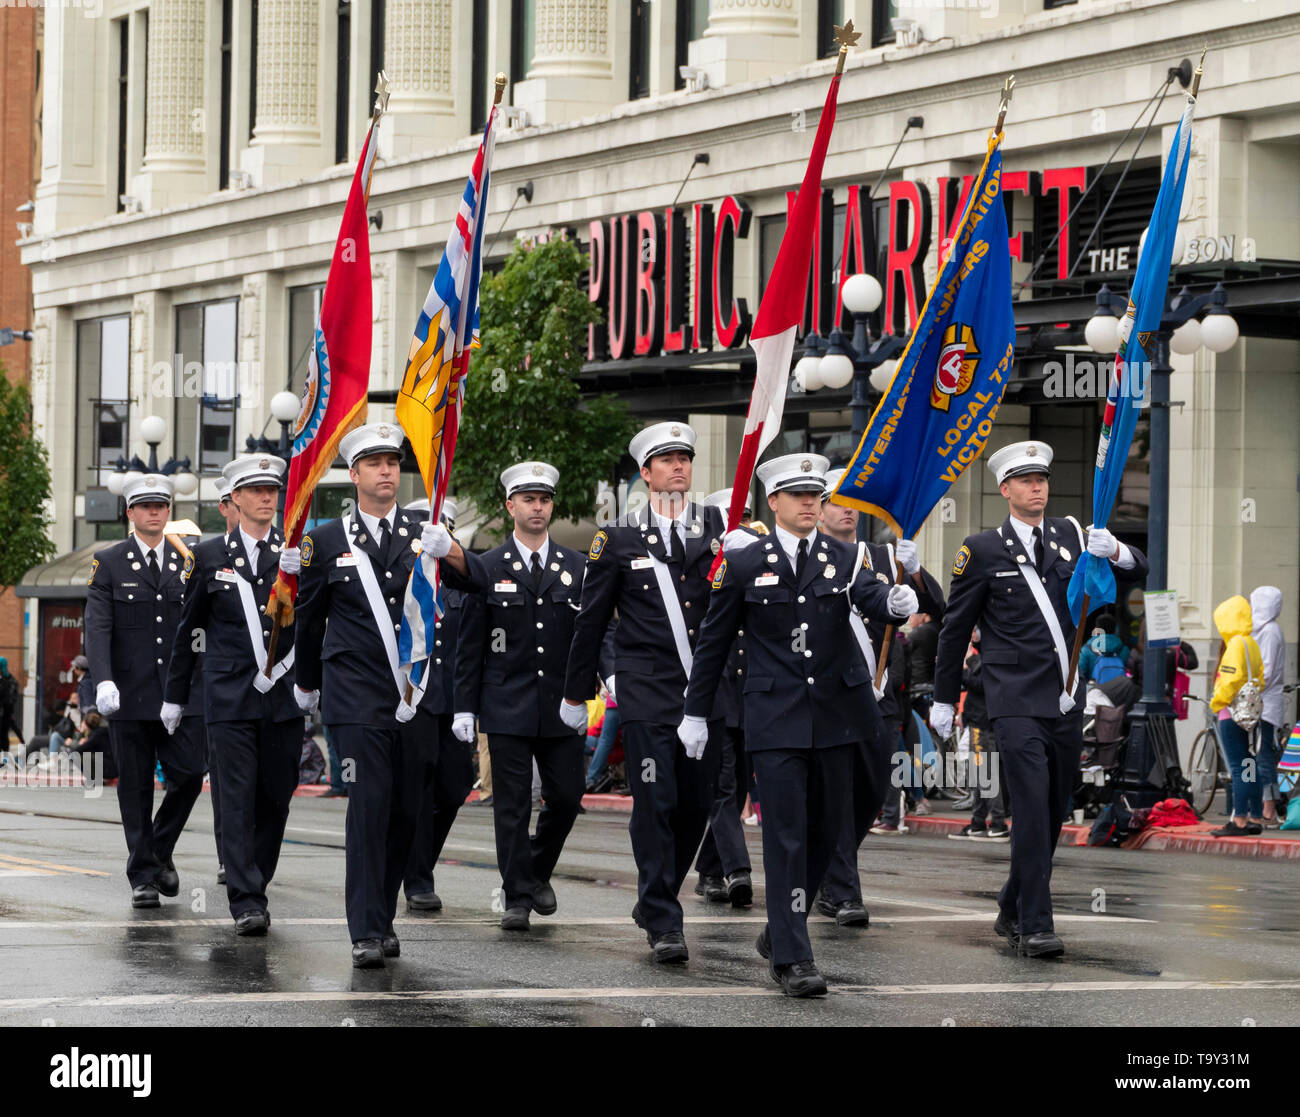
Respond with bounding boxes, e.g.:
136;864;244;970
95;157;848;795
691;487;754;908
816;467;946;926
402;496;475;914
163;454;302;935
210;477;240;885
455;462;587;930
85;474;206;909
931;440;1148;958
561;421;727;964
293;423;483;968
679;454;918;997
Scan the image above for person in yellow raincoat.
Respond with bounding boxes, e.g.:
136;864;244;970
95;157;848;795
1208;595;1267;837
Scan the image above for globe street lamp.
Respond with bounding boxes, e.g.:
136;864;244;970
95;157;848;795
107;413;198;503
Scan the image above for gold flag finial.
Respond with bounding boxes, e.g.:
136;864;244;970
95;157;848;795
1190;43;1207;98
994;74;1015;135
373;71;391;117
494;72;508;106
833;20;860;76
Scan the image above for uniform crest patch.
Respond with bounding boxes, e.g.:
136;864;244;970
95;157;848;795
88;558;99;586
301;536;314;568
953;545;971;577
589;530;608;562
711;559;727;590
181;552;195;584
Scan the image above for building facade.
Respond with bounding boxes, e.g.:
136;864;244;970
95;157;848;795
17;0;1300;738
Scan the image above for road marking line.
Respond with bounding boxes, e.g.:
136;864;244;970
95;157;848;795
0;978;1296;1011
0;853;111;877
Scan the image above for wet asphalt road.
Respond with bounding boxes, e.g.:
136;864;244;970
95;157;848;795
0;785;1297;1027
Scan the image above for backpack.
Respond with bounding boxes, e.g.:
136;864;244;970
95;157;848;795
1090;653;1126;686
1228;635;1264;731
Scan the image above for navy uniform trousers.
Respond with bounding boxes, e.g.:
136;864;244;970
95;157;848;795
623;720;723;934
820;717;899;905
207;731;223;868
403;713;475;901
334;713;439;944
991;711;1082;934
694;726;751;880
210;717;300;918
487;732;586;910
108;717;206;889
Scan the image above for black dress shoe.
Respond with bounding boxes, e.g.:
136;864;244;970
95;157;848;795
131;884;160;909
755;926;772;959
154;859;179;897
993;910;1020;947
216;865;226;885
234;909;269;936
725;870;753;907
351;939;385;968
825;898;869;927
381;934;400;958
649;931;689;964
1018;931;1065;958
695;874;727;902
631;902;645;930
406;891;443;912
772;960;828;998
501;907;531;931
533;880;557;916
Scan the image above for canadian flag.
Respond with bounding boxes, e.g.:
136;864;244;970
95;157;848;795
718;71;844;562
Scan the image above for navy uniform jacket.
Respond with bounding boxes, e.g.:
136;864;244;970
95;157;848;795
455;538;584;737
85;536;203;721
933;516;1148;720
564;502;726;725
293;509;483;727
164;529;298;724
435;584;466;710
861;541;946;721
684;532;904;752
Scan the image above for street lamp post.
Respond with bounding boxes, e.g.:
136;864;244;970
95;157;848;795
105;415;199;510
244;390;302;521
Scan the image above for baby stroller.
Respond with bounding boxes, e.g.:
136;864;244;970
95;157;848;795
1077;675;1140;816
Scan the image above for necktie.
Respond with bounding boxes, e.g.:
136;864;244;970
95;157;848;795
377;518;391;559
256;539;268;570
529;552;543;589
148;550;160;578
1032;526;1045;574
796;538;809;582
669;521;684;565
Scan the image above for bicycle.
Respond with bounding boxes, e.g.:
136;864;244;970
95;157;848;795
1185;693;1226;818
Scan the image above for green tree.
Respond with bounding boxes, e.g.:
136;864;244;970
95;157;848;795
455;236;634;534
0;369;56;595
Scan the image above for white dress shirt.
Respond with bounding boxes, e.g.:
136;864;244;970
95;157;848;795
773;524;818;569
650;504;690;553
512;533;550;570
238;525;272;564
357;503;398;542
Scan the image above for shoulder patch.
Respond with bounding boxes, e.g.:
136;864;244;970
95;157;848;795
301;535;314;568
88;558;100;586
180;552;195;584
588;530;608;562
711;558;727;590
953;545;972;577
862;553;872;570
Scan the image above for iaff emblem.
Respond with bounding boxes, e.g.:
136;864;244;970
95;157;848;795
930;323;980;411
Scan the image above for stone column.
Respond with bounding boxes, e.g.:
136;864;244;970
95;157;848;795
513;0;616;127
690;0;804;90
383;0;463;157
134;0;208;208
242;0;323;185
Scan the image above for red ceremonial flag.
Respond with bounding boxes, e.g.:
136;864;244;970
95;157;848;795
267;107;382;622
715;69;843;572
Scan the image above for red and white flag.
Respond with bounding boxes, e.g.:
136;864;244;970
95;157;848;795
718;71;844;561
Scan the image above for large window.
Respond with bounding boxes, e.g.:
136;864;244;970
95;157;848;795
629;0;651;100
219;0;233;188
116;18;129;210
872;0;897;46
288;283;325;401
335;0;352;163
248;0;258;140
75;316;131;545
510;0;536;85
471;0;489;132
674;0;710;88
817;0;845;59
174;299;241;476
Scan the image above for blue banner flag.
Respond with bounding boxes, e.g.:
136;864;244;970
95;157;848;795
831;134;1014;540
1067;91;1196;622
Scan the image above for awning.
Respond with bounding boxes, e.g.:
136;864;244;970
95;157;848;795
15;541;118;601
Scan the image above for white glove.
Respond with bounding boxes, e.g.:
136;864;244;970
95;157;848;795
159;702;183;735
722;529;757;552
677;714;709;759
1086;525;1118;560
887;583;919;619
96;681;121;717
896;539;920;576
559;700;589;733
930;701;955;740
278;546;301;575
420;522;453;559
395;698;417;723
604;674;616;702
294;686;320;715
251;669;274;694
452;713;477;743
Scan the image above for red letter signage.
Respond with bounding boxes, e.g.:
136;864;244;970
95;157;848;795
712;195;752;350
884;180;931;335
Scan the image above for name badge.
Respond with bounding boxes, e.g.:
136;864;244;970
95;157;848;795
754;573;779;587
995;570;1020;578
215;569;239;583
493;581;518;593
336;555;359;568
630;557;655;570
